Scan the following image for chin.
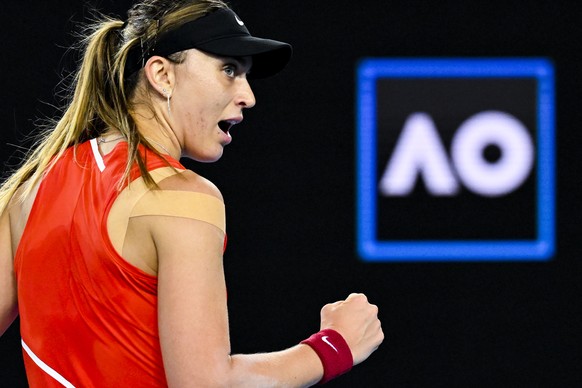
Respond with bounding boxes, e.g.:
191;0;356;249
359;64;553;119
187;151;224;164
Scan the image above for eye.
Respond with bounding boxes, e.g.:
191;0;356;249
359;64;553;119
223;64;237;78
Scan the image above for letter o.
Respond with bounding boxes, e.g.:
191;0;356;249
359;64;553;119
451;111;534;197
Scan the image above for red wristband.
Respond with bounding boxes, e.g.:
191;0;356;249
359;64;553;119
300;329;353;384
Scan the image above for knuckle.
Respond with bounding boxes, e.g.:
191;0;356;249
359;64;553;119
378;330;385;342
321;301;339;313
349;293;368;302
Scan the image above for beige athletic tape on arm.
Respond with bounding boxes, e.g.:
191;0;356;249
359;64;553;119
108;167;184;251
130;191;225;233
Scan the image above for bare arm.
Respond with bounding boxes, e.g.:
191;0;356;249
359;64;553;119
149;175;382;387
153;213;321;386
0;209;18;336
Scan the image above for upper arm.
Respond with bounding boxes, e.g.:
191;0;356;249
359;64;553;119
147;172;231;385
141;171;324;387
0;182;40;336
0;209;18;336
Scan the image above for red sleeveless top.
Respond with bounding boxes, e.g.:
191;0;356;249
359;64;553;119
15;140;183;387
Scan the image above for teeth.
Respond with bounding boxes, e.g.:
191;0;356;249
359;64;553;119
218;119;241;133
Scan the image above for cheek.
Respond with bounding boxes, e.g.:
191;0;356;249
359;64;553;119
187;110;212;136
198;114;210;132
176;102;202;126
172;85;224;132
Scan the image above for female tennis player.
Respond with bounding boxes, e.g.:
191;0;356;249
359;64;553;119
0;0;383;386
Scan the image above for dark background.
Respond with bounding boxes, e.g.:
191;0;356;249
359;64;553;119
1;0;581;386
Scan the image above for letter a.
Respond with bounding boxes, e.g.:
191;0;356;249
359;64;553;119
379;113;459;196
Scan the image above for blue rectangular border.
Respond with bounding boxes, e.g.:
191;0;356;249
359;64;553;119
356;58;555;262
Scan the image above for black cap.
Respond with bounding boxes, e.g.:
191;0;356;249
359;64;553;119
125;8;292;79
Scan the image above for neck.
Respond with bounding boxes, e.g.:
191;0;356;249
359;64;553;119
132;104;181;160
145;137;172;156
96;130;125;156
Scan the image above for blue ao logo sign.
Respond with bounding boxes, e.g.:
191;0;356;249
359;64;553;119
356;58;555;262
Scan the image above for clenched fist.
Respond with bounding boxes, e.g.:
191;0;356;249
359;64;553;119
319;293;384;365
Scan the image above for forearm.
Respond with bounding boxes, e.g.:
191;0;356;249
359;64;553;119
165;343;323;388
226;344;323;388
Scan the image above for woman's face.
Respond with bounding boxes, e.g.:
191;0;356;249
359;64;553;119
170;49;255;162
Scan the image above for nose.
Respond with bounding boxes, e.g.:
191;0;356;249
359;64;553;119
235;77;256;109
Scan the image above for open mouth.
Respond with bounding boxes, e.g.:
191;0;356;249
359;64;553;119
218;121;234;134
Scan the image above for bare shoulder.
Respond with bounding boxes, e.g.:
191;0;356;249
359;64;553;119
157;169;223;202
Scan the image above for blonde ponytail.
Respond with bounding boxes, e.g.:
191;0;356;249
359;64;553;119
0;16;130;214
0;0;229;214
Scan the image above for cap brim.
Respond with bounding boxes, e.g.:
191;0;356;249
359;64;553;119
197;36;292;79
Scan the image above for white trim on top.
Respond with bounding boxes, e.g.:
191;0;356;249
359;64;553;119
21;339;76;388
90;138;106;172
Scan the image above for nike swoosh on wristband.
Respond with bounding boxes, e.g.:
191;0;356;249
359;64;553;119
321;336;338;353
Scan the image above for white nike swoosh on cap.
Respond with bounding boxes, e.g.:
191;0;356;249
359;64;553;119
235;14;244;26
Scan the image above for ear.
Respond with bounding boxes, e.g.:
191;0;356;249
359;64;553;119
143;55;175;97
